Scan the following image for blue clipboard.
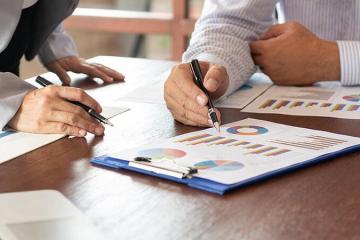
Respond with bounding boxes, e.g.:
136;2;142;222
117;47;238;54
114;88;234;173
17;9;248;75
91;144;360;195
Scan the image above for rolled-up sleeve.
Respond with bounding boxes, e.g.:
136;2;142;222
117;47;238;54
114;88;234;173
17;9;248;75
38;23;78;65
183;0;277;97
0;73;35;130
337;41;360;86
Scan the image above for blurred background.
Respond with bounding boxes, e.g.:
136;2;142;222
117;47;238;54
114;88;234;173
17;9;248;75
20;0;204;79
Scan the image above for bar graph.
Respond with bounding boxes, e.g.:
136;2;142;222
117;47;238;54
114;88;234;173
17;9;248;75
190;136;225;145
256;99;360;112
270;135;347;151
264;149;291;156
209;139;238;146
176;133;292;157
177;133;212;143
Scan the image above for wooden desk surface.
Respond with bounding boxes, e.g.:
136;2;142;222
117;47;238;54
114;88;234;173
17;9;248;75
1;57;359;240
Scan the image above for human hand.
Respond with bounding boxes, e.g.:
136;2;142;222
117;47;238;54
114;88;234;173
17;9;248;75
250;21;340;85
45;56;125;85
8;86;105;137
164;61;229;126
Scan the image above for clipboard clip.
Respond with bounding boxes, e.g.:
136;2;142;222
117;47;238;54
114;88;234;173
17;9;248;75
129;157;198;179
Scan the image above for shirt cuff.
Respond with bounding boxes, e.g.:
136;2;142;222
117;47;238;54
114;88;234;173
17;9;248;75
337;41;360;86
0;73;36;130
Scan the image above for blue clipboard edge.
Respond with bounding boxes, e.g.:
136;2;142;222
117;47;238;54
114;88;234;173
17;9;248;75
91;144;360;195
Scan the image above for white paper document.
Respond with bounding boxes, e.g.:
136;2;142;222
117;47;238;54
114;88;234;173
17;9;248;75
116;72;272;109
109;118;360;185
0;190;104;240
215;73;272;108
243;82;360;119
0;106;128;164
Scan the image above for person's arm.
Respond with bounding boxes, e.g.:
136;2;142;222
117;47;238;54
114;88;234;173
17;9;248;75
338;41;360;86
38;23;124;85
164;0;277;127
0;73;35;130
183;0;277;97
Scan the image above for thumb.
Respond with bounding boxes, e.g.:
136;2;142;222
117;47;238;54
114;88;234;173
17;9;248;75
260;24;287;40
203;64;229;98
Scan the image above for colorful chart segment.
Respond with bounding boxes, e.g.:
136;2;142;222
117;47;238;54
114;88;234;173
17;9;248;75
194;160;244;172
343;94;360;103
176;134;291;157
138;148;186;161
227;126;269;135
259;99;360;112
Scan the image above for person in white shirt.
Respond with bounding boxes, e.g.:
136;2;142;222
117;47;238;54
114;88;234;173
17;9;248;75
0;0;124;137
164;0;360;127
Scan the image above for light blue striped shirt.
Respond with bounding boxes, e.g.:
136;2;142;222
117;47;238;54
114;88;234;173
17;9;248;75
183;0;360;96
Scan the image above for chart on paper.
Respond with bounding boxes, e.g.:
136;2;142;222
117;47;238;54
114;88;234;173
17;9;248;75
242;82;360;119
110;118;360;185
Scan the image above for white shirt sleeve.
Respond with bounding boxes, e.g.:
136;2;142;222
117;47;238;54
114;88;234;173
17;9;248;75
38;23;79;65
183;0;278;97
0;73;36;130
337;41;360;86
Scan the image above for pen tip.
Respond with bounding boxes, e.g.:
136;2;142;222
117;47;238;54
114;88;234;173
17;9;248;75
105;119;115;127
214;122;220;133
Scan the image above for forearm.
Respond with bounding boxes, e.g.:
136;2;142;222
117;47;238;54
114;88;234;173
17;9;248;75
0;73;35;130
183;0;277;96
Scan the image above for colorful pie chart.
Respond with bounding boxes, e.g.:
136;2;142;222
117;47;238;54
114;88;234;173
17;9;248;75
194;160;244;172
343;94;360;102
227;125;269;135
138;148;186;161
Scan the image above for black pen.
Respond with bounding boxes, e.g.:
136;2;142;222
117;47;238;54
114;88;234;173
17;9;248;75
35;76;114;127
190;59;220;132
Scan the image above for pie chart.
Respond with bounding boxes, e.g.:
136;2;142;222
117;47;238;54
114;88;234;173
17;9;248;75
194;160;244;172
138;148;186;161
227;125;269;135
343;94;360;102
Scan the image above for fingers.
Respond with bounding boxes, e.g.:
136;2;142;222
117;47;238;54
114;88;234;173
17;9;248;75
43;122;87;137
166;92;210;127
203;64;229;98
49;110;105;136
260;24;287;40
91;63;125;82
50;86;102;113
49;62;72;85
172;64;209;107
250;41;267;56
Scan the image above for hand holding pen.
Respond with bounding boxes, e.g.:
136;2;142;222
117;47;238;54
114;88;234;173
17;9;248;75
164;60;229;128
8;77;107;137
190;60;221;132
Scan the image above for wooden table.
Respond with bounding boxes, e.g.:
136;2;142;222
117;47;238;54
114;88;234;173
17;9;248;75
1;57;359;240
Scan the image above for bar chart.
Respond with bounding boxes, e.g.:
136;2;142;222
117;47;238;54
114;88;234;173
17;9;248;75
270;135;347;151
259;99;360;112
243;84;360;119
176;133;292;157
